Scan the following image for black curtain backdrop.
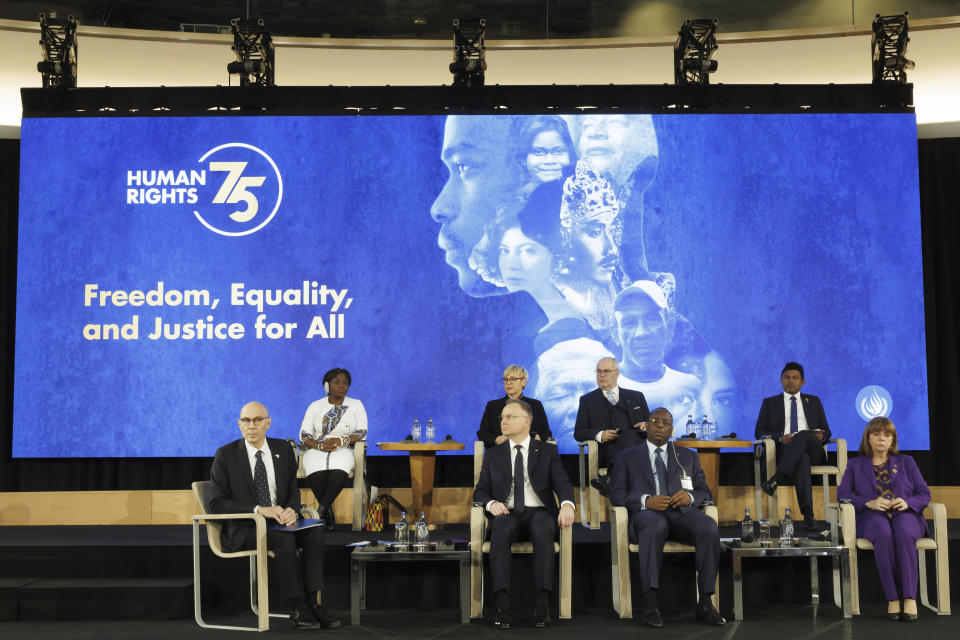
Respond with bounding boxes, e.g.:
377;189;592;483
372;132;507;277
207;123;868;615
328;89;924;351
2;136;959;491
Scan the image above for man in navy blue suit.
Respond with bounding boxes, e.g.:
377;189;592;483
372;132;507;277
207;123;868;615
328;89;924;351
755;362;831;530
474;399;576;629
609;407;725;628
573;357;650;494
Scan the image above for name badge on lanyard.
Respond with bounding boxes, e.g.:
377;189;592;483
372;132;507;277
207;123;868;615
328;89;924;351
680;475;694;491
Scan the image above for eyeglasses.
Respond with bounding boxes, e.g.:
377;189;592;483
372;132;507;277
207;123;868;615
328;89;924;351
502;377;525;383
595;368;619;375
648;417;673;427
501;414;526;421
239;416;269;426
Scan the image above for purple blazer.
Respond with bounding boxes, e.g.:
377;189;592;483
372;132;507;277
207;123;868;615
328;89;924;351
837;454;931;533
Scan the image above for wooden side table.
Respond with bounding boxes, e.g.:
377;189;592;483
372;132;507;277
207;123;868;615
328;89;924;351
378;442;465;520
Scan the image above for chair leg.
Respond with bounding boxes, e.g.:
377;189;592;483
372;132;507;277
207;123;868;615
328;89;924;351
849;548;860;615
918;549;938;614
193;520;269;632
578;447;588;528
249;557;288;620
470;548;484;618
559;526;572;619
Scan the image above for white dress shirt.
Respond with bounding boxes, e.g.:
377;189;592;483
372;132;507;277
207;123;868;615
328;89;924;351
781;392;809;434
245;439;278;512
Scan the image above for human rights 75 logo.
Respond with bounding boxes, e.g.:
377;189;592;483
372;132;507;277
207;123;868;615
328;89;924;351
194;143;283;236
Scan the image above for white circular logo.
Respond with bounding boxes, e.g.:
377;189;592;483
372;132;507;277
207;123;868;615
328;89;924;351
855;385;893;420
193;143;283;237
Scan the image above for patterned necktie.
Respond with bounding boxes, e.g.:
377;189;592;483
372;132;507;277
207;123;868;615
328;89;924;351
789;396;799;434
513;444;525;513
254;450;271;507
655;447;668;495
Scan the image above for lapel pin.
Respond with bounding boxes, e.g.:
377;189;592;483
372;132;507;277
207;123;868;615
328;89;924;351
274;454;280;459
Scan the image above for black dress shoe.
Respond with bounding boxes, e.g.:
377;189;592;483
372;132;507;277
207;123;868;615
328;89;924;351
312;605;343;629
641;608;663;628
901;612;919;622
290;605;323;630
885;612;901;621
534;607;551;628
760;478;777;496
590;477;610;497
493;608;512;629
695;603;726;626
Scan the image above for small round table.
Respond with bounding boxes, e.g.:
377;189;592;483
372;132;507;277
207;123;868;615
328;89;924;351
378;442;465;521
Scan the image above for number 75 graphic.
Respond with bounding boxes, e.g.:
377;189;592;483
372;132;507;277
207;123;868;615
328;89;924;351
194;143;283;237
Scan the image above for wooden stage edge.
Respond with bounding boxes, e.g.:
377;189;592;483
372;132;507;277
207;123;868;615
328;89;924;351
1;486;959;527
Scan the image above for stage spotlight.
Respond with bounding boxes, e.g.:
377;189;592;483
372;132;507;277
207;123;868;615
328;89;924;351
674;19;718;85
37;11;78;89
227;18;274;87
872;13;914;84
450;18;487;87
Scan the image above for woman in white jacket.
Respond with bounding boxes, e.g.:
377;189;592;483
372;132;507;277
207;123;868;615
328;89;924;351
300;368;368;530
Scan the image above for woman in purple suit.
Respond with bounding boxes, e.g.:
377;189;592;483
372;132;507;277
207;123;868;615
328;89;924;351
838;417;930;622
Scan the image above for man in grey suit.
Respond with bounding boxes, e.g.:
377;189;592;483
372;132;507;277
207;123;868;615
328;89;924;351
609;407;725;628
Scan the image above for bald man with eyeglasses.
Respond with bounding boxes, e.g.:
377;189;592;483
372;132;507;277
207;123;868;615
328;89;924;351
208;401;342;630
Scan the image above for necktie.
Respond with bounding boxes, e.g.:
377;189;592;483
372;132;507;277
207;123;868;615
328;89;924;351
513;444;525;513
605;390;617;406
789;396;799;434
655;447;668;496
254;450;271;507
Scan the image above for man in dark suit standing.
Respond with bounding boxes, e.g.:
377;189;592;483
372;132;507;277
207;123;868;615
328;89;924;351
609;408;725;628
474;399;576;629
755;362;831;530
209;401;342;630
573;356;650;494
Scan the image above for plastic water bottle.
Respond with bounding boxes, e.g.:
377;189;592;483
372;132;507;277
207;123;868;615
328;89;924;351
700;414;711;440
780;507;794;547
395;511;410;550
685;415;695;438
415;511;429;551
741;508;753;541
411;418;421;443
425;418;436;443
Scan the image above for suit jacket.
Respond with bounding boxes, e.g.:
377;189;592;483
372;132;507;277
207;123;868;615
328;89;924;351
573;387;650;443
754;393;831;441
838;454;930;532
473;438;574;518
209;437;301;553
609;442;711;514
477;396;553;448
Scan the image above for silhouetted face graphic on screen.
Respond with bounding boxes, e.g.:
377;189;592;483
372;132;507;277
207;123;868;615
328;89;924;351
431;116;520;296
525;129;571;185
615;284;672;380
498;227;554;294
570;114;659;191
570;210;619;286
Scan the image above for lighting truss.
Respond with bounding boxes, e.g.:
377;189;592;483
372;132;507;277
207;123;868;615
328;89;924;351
227;18;275;87
674;19;718;85
37;12;78;89
872;13;914;84
450;18;486;87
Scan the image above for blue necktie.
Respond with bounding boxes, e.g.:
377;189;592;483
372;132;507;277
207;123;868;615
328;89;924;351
789;396;799;434
513;445;525;513
655;447;668;495
254;450;271;507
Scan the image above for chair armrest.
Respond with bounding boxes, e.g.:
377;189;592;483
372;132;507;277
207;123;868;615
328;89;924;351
470;505;486;547
353;441;366;468
839;502;856;548
926;502;947;544
703;504;718;523
826;438;848;477
192;512;268;544
754;438;777;479
473;441;484;487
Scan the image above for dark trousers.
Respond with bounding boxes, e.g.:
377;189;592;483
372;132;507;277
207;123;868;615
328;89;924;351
306;469;348;509
858;510;926;601
774;431;827;513
629;507;720;594
488;507;557;594
241;525;325;603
